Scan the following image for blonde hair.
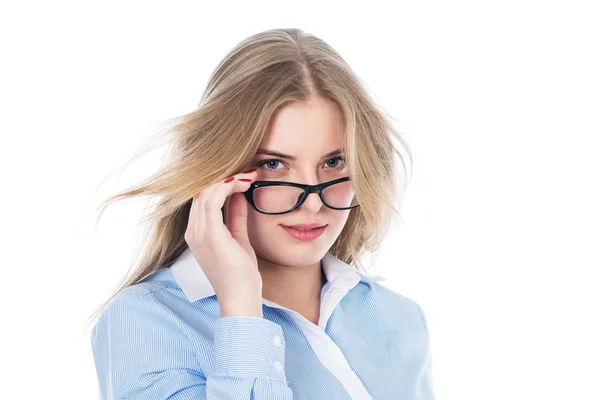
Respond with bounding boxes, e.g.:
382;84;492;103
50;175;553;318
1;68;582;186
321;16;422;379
86;28;412;328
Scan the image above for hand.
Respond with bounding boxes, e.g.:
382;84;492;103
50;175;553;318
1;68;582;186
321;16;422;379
184;169;263;318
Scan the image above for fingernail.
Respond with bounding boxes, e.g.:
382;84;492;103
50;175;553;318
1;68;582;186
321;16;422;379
242;168;257;174
224;177;234;183
238;178;252;182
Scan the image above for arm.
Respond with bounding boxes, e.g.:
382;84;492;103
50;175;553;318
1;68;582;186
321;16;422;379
208;316;293;399
416;303;436;400
90;293;293;399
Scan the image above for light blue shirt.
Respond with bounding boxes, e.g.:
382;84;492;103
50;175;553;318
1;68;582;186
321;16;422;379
91;247;435;399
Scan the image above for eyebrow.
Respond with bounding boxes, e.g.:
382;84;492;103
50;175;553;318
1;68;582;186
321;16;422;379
255;148;344;161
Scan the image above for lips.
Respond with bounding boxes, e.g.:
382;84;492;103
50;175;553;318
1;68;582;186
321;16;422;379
281;224;327;241
282;224;326;230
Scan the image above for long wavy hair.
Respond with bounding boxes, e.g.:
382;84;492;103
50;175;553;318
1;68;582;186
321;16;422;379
85;28;412;328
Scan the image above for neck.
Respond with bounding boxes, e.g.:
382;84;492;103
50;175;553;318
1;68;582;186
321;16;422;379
258;256;327;324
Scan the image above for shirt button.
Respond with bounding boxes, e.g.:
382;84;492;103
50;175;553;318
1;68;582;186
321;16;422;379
273;361;283;372
272;335;282;347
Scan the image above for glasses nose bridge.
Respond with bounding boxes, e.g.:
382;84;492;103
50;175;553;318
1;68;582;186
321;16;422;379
306;184;323;195
297;183;325;209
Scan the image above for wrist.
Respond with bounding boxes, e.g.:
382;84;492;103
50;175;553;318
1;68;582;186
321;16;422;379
219;297;263;318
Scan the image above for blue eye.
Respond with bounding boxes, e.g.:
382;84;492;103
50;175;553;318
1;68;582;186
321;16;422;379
326;156;345;168
255;156;345;171
256;159;282;169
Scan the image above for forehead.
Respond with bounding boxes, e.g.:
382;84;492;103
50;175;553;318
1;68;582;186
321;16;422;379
260;97;343;156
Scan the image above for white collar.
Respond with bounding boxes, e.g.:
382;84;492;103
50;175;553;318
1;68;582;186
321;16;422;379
170;246;387;303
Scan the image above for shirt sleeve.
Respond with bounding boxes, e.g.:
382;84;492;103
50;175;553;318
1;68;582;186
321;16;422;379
90;292;294;399
416;303;436;400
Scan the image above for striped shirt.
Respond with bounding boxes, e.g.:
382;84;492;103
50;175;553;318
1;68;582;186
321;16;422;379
90;247;435;399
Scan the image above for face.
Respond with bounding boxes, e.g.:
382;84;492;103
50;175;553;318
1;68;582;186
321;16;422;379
246;96;352;268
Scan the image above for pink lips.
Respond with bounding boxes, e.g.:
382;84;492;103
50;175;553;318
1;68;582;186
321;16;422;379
283;223;325;229
281;224;327;241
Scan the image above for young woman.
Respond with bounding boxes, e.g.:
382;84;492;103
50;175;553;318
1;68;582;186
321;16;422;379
89;28;435;399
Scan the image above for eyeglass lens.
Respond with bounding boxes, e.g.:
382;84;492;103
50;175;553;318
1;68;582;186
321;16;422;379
252;180;358;213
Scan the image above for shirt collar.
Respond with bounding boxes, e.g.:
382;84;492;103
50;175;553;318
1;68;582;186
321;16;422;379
170;246;387;303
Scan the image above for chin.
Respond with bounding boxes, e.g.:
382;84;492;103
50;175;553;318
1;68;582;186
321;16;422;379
253;236;329;267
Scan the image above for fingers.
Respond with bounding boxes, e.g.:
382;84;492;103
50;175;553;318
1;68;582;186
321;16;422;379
226;191;249;241
205;170;257;242
186;169;257;247
187;190;209;243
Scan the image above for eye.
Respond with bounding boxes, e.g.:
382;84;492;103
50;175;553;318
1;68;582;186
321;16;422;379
325;156;345;169
255;156;345;172
256;159;284;170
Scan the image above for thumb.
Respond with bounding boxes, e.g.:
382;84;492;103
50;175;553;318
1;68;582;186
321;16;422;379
226;192;250;243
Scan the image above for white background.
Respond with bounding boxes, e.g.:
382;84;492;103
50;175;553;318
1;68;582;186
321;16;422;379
1;1;599;399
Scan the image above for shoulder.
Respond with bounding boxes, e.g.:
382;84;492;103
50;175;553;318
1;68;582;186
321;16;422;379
90;269;196;345
89;271;211;397
363;281;430;336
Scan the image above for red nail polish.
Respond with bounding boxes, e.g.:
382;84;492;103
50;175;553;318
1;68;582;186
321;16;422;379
242;168;257;174
224;177;234;183
238;178;252;182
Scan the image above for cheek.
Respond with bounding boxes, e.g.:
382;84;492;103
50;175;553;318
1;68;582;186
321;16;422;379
328;211;351;234
246;209;273;241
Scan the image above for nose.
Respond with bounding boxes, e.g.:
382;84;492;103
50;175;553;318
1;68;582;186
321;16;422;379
297;190;324;213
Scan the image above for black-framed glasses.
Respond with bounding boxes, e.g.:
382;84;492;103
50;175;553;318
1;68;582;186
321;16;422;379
244;176;360;215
